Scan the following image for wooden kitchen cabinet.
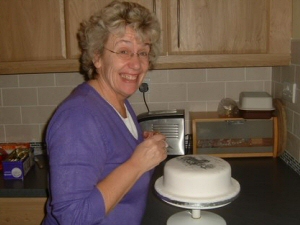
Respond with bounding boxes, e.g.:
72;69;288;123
0;0;292;74
0;0;165;74
0;0;66;62
155;0;292;69
65;0;166;59
0;197;47;225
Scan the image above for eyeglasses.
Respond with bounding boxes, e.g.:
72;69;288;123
104;47;150;61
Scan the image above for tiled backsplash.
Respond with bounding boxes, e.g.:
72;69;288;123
272;39;300;163
280;151;300;175
0;67;272;143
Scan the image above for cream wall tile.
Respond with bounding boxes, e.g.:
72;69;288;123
296;66;300;88
188;82;224;101
294;113;300;139
291;39;300;64
281;66;295;83
286;133;300;161
168;101;200;112
38;87;74;106
187;102;207;112
264;81;272;93
3;88;37;106
40;124;48;139
19;73;55;87
146;103;169;111
207;68;245;81
226;81;264;100
0;75;18;88
207;102;219;112
147;70;168;83
0;107;21;124
128;90;146;103
246;67;272;80
169;69;206;82
5;125;41;142
283;87;300;114
0;91;2;106
286;108;294;133
273;82;283;99
131;103;150;115
0;126;5;142
150;83;186;102
272;67;281;82
0;67;274;143
272;43;300;162
295;89;300;113
55;73;85;86
22;106;57;124
167;102;187;111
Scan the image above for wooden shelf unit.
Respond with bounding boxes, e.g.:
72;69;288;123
190;112;278;158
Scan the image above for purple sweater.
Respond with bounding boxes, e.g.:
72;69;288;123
43;82;151;225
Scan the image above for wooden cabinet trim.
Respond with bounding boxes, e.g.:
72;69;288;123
0;0;292;75
0;53;290;75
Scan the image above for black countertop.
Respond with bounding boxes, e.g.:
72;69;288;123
0;155;48;197
1;156;300;224
142;157;300;225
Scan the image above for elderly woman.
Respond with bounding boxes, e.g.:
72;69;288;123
42;1;167;225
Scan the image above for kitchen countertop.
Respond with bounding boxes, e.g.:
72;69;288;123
0;155;48;197
1;156;300;224
142;156;300;225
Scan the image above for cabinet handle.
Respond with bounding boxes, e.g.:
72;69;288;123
177;0;180;48
226;120;246;125
153;0;156;14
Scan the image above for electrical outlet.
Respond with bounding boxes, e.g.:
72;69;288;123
139;78;150;93
282;82;296;103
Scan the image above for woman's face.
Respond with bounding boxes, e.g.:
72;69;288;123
94;26;150;101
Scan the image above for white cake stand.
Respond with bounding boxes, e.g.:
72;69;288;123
160;197;228;225
166;210;225;225
154;176;240;225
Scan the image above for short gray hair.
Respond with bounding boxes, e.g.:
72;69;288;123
77;1;161;80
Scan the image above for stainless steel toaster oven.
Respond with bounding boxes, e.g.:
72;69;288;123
137;109;185;155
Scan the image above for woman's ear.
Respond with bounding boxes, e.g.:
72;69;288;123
93;55;102;69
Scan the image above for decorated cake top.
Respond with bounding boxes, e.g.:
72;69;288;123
154;154;240;206
168;155;229;174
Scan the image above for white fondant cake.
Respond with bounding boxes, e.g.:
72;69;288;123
162;155;232;198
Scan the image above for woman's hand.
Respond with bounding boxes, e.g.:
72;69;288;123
97;132;167;214
129;132;167;173
143;131;159;139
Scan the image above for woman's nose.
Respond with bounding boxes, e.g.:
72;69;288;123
128;54;143;69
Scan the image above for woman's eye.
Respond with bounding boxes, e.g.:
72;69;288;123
119;50;130;55
139;52;149;57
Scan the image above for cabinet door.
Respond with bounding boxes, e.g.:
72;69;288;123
0;198;47;225
0;0;66;62
167;0;290;55
65;0;165;59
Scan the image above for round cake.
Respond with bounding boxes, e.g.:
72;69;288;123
155;155;240;203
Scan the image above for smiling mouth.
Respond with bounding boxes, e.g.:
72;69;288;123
121;74;138;81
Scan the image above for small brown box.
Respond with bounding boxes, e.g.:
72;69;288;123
239;109;274;119
238;92;275;119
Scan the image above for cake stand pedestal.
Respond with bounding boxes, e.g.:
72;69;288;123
155;176;240;225
167;209;226;225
